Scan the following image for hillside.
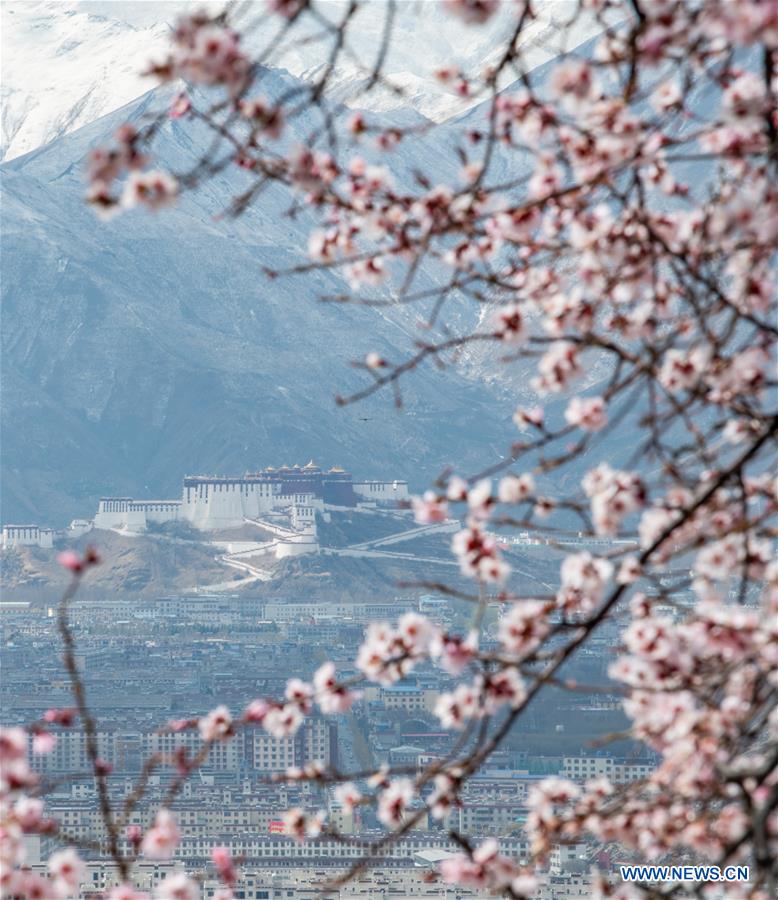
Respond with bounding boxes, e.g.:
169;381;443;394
1;529;232;597
0;507;562;602
0;69;522;526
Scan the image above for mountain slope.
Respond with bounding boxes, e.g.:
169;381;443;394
1;77;519;526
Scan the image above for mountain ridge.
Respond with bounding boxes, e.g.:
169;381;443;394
1;72;519;526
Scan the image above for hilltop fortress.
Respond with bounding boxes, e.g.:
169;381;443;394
78;463;407;560
94;462;407;532
2;463;415;562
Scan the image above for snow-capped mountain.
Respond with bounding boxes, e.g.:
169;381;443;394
1;0;603;161
1;1;177;161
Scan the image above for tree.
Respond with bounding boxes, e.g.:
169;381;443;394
3;1;777;897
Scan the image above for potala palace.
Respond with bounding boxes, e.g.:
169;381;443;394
2;463;410;560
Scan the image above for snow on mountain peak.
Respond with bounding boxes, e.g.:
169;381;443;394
1;1;180;160
2;1;602;162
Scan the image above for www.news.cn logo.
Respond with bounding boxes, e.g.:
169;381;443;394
621;865;749;884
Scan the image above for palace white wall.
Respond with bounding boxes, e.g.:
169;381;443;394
180;481;281;530
275;533;320;558
89;472;407;541
134;502;181;525
68;520;93;538
2;525;53;549
94;499;133;531
353;480;409;502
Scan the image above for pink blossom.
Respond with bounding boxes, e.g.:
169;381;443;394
511;873;539;897
333;782;362;812
13;796;45;830
617;556;642;584
364;351;387;369
212;846;236;886
377;778;415;829
346;258;387;290
48;848;84;896
440;839;525;891
262;703;303;738
198;705;232;741
427;772;460;820
397;612;438;655
722;71;766;120
31;732;57;755
288;146;338;192
443;0;499;25
313;662;359;714
121;170;178;211
446;475;469;501
141;808;180;860
694;536;746;583
513;406;544;431
284;678;314;713
498;600;550;655
356;622;404;685
147;15;249;90
282;807;325;841
466;479;494;518
434;682;480;729
46;705;76;724
0;727;26;762
266;0;307;20
451;522;510;582
2;833;24;876
439;855;487;888
491;303;526;343
57;551;84;573
484;668;526;711
0;757;36;793
239;96;284;139
355;615;437;685
550;59;599;108
528;156;563;199
533;341;582;394
542;290;595;336
564;396;608;432
169;92;192;119
650;79;682;112
487;205;540;244
430;629;478;675
659;347;709;392
17;872;57;900
707;346;770;405
526;777;581;854
243;699;269;723
411;491;449;524
557;552;613;616
584;463;645;535
497;473;534;504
